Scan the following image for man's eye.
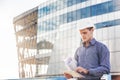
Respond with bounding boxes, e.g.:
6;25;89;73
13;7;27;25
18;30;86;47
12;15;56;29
82;32;87;34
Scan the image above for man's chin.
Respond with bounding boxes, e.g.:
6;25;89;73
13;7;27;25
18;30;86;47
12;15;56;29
82;40;87;42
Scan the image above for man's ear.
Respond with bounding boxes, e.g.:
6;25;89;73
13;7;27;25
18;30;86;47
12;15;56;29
91;28;94;32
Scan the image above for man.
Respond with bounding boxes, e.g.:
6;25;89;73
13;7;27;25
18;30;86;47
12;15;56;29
64;19;110;80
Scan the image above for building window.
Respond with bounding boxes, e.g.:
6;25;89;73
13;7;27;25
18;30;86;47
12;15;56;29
67;0;73;7
81;7;90;18
76;0;87;3
67;12;73;22
67;0;77;7
76;9;81;20
95;19;120;29
113;0;120;11
60;14;67;24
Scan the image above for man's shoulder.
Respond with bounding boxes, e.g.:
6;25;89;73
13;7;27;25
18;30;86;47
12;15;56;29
76;46;81;51
75;46;83;53
96;40;104;46
95;40;108;49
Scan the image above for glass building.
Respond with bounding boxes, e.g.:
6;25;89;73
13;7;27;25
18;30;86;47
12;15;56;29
13;0;120;79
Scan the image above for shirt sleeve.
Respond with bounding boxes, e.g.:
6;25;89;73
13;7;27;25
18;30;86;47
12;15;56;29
74;48;79;66
88;44;110;77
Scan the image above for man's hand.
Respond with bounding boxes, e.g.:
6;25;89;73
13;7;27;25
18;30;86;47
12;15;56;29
64;72;73;79
75;67;89;74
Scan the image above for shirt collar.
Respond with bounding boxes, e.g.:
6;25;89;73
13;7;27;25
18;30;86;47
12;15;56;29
90;38;96;46
82;38;96;47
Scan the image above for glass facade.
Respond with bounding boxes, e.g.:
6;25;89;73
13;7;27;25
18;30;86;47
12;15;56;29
38;1;114;32
58;1;114;24
37;0;120;77
38;0;87;18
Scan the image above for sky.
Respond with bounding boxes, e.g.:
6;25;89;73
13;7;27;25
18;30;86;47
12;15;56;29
0;0;47;79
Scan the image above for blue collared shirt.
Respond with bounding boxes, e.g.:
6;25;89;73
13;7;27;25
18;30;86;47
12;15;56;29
74;38;110;79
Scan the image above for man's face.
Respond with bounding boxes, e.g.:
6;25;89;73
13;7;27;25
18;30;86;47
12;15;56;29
79;28;93;42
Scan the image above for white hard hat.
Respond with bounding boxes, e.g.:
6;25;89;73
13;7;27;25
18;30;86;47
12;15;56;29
77;19;95;30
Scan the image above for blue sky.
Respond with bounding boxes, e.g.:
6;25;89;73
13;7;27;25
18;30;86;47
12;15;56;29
0;0;47;79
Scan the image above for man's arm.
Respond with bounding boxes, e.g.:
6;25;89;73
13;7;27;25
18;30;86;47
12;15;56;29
88;44;110;77
74;48;79;64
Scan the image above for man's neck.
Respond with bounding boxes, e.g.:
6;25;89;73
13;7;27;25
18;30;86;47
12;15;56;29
84;42;89;47
84;37;93;47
